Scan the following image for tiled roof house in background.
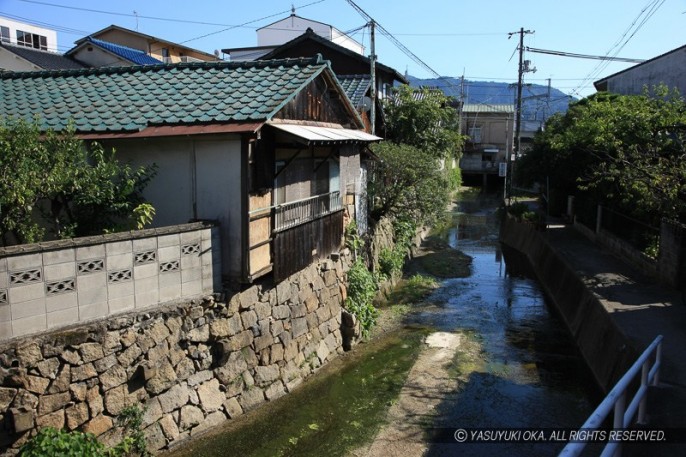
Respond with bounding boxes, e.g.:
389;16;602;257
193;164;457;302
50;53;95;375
66;36;163;67
71;24;219;66
0;15;84;71
224;17;407;134
0;56;380;283
0;42;85;71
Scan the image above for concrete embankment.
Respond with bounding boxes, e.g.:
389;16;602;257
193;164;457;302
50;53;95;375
500;215;639;393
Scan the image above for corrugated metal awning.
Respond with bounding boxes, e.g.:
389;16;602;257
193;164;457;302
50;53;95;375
268;123;382;144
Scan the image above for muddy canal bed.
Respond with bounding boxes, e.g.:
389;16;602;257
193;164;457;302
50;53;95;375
167;192;598;457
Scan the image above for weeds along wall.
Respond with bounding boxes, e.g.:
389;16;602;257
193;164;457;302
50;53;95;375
0;249;354;454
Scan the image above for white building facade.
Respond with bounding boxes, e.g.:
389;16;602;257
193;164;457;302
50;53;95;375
0;16;56;51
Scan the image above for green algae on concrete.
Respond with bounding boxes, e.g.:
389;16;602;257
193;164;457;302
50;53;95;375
166;330;425;457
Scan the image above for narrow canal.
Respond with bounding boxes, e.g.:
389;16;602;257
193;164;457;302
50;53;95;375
167;191;599;457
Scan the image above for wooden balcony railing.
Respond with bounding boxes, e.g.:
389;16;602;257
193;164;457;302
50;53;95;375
274;191;342;232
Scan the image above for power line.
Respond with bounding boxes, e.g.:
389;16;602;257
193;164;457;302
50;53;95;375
0;12;90;36
343;0;461;93
16;0;261;28
571;0;666;96
525;47;645;64
180;0;327;44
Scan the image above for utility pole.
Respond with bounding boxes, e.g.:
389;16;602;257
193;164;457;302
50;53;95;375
369;20;377;135
507;27;534;201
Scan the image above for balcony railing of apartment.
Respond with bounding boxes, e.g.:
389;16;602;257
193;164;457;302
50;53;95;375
162;56;204;64
274;191;342;232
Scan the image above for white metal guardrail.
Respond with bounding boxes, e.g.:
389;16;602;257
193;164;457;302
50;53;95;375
559;335;663;457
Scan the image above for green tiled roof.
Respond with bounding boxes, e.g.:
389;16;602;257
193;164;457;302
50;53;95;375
338;74;371;108
0;56;329;133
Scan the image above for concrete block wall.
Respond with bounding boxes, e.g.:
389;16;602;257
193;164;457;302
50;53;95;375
501;215;638;393
658;220;686;288
0;222;221;342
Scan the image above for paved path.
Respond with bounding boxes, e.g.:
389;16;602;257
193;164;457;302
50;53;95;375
543;222;686;436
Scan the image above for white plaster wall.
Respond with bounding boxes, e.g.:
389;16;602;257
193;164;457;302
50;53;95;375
70;46;132;68
109;135;242;278
0;47;39;71
194;139;242;277
258;16;363;54
331;29;364;55
258;16;331;46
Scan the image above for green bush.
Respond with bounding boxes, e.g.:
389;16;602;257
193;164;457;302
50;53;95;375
344;220;364;258
345;259;379;338
379;247;404;279
19;427;106;456
19;406;149;457
446;166;462;191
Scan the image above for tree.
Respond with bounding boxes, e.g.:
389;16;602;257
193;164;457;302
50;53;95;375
368;142;449;225
516;88;686;223
0;117;157;245
383;85;464;161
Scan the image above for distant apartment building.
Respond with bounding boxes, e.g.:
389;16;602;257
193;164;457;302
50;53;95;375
0;16;55;51
460;103;514;187
0;16;84;71
224;9;364;61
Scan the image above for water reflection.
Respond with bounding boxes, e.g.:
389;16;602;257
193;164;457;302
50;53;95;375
417;193;597;456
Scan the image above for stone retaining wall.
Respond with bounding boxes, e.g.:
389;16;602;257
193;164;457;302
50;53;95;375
0;251;353;454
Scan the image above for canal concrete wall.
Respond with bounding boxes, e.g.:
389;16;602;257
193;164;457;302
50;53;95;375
0;251;352;454
500;216;638;393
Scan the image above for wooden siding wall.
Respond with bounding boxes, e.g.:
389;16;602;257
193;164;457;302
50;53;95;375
248;191;273;279
273;210;344;282
274;78;350;125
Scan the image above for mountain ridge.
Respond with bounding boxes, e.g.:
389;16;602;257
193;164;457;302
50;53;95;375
406;75;576;122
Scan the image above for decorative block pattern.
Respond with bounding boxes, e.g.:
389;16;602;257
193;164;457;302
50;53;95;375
135;250;156;265
0;223;219;341
159;261;180;273
181;243;200;256
77;259;104;275
46;279;76;295
9;268;42;286
108;269;132;284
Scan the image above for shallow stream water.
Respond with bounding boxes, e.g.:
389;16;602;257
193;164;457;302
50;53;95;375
418;192;598;456
168;192;598;457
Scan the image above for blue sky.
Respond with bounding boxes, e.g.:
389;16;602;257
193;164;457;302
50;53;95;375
1;0;684;97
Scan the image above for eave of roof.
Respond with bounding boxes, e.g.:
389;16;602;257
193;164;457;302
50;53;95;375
462;103;515;113
78;122;263;140
260;29;408;84
594;43;686;87
257;13;333;32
